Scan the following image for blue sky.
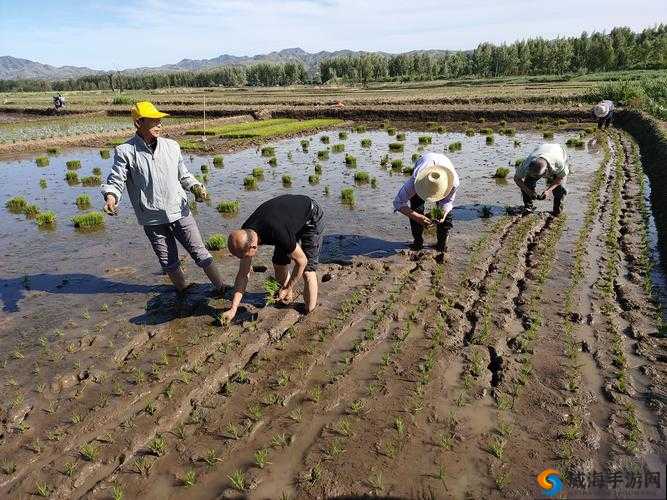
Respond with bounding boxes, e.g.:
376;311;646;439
1;0;664;70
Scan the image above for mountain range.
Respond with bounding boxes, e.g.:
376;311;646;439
0;47;452;81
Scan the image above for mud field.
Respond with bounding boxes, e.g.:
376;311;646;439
0;125;665;499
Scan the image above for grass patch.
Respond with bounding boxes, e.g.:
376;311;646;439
282;175;292;186
396;132;406;141
205;234;227;251
317;150;329;160
308;174;320;185
92;167;102;176
219;119;343;139
36;211;56;226
566;137;585;148
402;166;414;175
387;127;396;135
6;196;27;212
112;95;133;105
341;188;355;205
300;139;309;151
486;135;494;145
314;163;322;174
479;128;493;135
211;156;224;168
23;204;39;218
418;135;432;145
267;157;277;167
338;131;348;140
391;159;403;171
46;147;60;155
412;152;420;162
354;171;370;184
448;142;462;152
465;128;475;136
66;160;81;170
388;143;404;152
320;135;330;144
76;194;91;209
99;149;110;159
361;138;371;147
345;154;357;167
35;157;49;167
178;139;203;151
543;131;554;139
251;167;264;179
72;211;105;229
243;176;257;189
39;179;47;189
499;127;516;136
493;167;511;178
261;146;275;157
81;175;102;186
332;143;345;153
216;200;239;214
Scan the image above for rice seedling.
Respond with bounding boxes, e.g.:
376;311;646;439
6;196;27;212
314;163;322;174
499;127;516;136
388;142;404;152
448;142;462;152
354;171;370;184
338;131;348;140
418;135;432;145
216;199;239;214
324;185;330;196
402;166;414;175
486;135;494;145
380;154;389;166
353;125;367;132
39;179;47;189
203;448;222;466
35;482;51;497
543;131;554;139
1;459;16;475
244;176;257;189
429;206;444;220
319;135;330;144
62;461;77;477
341;188;355;206
99;149;111;159
80;442;100;461
36;211;56;226
387;127;396;135
66;160;81;170
300;139;309;152
205;233;227;251
282;175;292;186
317;150;329;160
410;153;420;162
200;164;209;174
111;484;124;500
261;146;275;157
133;457;155;476
81;175;102;186
308;174;320;185
493;167;510;179
361;138;372;147
478;128;493;135
71;211;105;229
254;448;270;469
23;204;39;218
391;159;403;171
65;171;79;184
488;436;506;459
252;167;264;179
92;167;102;177
344;154;357;167
513;140;521;147
331;143;345;153
148;435;167;456
228;469;247;491
566;137;585;148
371;177;377;188
46;147;60;155
268;157;277;167
213;155;224;167
181;469;197;487
35;156;49;167
396;132;406;141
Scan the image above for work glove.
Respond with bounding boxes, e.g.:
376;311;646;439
191;184;208;203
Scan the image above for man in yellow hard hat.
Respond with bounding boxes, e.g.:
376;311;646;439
101;101;226;294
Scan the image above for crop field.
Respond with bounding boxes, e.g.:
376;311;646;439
0;81;666;499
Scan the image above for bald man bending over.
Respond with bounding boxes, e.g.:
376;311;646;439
221;194;326;322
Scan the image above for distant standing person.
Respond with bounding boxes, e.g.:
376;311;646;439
101;101;226;294
223;195;325;322
393;152;459;253
593;100;614;129
514;143;569;216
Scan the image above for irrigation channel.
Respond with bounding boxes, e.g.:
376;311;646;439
0;127;665;498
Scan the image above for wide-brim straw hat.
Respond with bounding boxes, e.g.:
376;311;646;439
415;157;456;202
593;103;609;118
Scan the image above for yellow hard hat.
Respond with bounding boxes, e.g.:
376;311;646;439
131;101;169;120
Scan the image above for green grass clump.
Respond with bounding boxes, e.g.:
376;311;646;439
243;176;257;189
35;211;56;226
543;131;554;139
76;194;91;209
479;128;493;135
332;143;345;153
92;167;102;176
268;157;277;167
353;125;367;133
320;135;330;144
465;128;475;136
200;164;209;173
387;127;396;136
213;156;224;167
493;167;511;179
380;154;389;167
317;150;329;160
261;146;275;157
39;179;47;189
308;174;320;185
391;159;403;172
371;177;377;188
72;211;105;229
252;167;264;179
300;139;309;151
339;131;348;140
448;142;462;152
354;171;370;184
360;139;371;148
418;135;432;145
566;137;585;148
345;154;357;167
66;160;81;170
513;140;521;147
499;127;516;136
515;158;525;167
282;175;292;187
341;188;355;205
35;157;49;167
430;206;445;220
99;149;110;159
6;196;27;212
81;175;102;186
486;135;494;145
209;118;344;139
388;143;404;152
314;163;322;174
411;153;420;162
112;95;133;105
23;204;40;218
402;166;414;175
205;234;227;251
46;147;60;155
217;200;239;214
396;132;406;141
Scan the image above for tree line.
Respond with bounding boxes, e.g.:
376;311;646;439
0;25;664;92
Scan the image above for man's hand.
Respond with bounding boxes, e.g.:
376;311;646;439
413;213;433;227
103;194;118;215
191;184;208;202
221;309;236;323
536;191;547;200
277;286;294;304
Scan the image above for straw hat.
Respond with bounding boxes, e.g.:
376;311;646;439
415;156;456;202
593;102;609;118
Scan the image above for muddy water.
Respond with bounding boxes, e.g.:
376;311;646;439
0;129;598;328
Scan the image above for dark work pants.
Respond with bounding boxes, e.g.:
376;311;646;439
597;109;614;129
522;177;567;213
409;194;453;247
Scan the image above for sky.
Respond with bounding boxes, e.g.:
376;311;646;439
0;0;665;70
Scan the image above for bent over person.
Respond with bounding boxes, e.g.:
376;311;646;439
593;100;614;129
393;152;459;252
101;101;225;293
223;194;325;322
514;143;569;216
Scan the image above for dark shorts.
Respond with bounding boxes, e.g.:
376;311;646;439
272;201;325;272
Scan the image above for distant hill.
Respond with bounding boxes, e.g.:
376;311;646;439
1;48;453;81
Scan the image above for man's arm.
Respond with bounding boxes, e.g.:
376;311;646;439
514;175;536;198
543;176;564;196
176;148;201;192
222;257;253;321
279;244;308;300
101;148;129;213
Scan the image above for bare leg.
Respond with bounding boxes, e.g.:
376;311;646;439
274;264;290;287
303;271;318;313
167;267;187;292
203;262;225;290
